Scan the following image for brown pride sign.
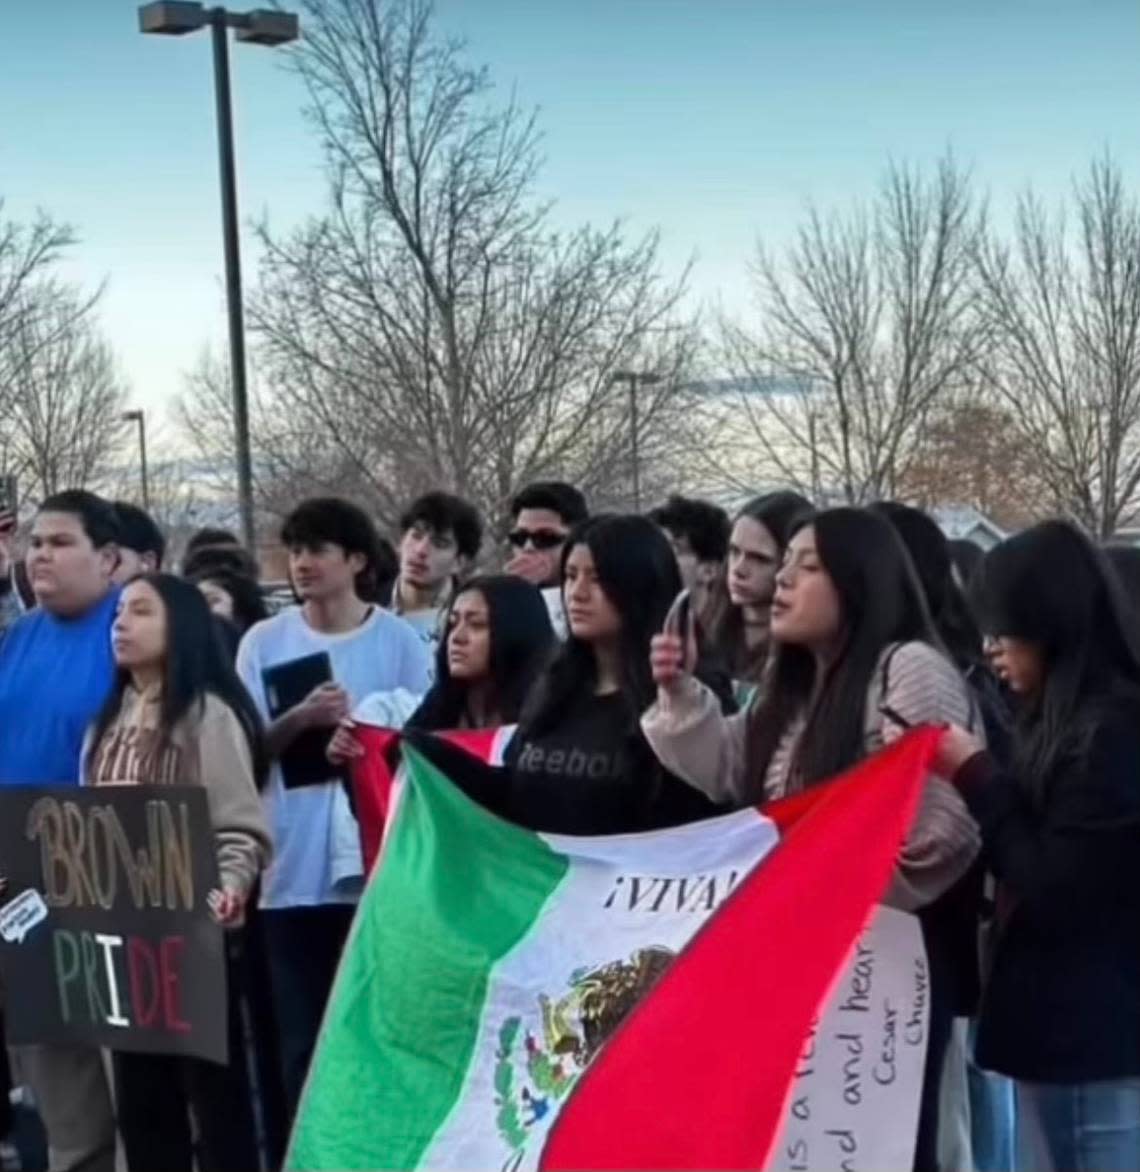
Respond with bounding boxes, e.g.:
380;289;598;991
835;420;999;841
0;785;227;1064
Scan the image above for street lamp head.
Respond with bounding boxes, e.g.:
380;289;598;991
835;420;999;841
138;1;206;35
122;410;144;423
609;369;663;386
235;9;300;46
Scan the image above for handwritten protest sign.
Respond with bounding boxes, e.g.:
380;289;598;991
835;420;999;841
771;906;930;1172
0;785;227;1064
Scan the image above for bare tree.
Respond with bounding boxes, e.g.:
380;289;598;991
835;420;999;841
974;155;1140;537
0;204;83;408
897;394;1049;528
236;0;697;531
1;286;127;500
175;346;375;522
712;157;985;503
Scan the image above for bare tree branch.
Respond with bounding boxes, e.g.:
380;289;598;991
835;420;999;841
975;154;1140;537
178;0;699;533
713;156;986;504
0;284;127;500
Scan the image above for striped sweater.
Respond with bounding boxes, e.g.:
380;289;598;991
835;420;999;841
642;640;981;910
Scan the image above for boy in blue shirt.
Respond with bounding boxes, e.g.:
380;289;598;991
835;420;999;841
0;490;122;1172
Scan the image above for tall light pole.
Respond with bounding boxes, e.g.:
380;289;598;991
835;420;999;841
122;410;150;510
138;3;300;550
608;369;662;512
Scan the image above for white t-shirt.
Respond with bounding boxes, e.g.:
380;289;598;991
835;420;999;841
237;605;432;909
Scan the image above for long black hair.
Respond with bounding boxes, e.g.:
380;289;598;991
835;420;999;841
518;514;681;743
748;507;941;787
973;522;1140;796
708;490;814;681
408;575;555;731
88;574;268;787
871;502;984;672
187;565;268;636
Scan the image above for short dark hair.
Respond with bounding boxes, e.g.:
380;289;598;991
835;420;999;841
38;490;120;549
648;495;730;563
400;492;483;560
114;502;166;566
510;482;588;528
185;527;240;558
182;543;260;582
281;497;389;599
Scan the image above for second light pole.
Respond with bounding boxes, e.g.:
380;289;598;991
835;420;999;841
122;409;150;510
139;3;300;549
609;369;661;512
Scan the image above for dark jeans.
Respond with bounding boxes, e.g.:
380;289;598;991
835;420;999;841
113;933;259;1172
114;1049;259;1172
261;904;355;1129
238;906;288;1169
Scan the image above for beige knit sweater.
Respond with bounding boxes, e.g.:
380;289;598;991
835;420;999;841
642;640;981;911
87;685;271;898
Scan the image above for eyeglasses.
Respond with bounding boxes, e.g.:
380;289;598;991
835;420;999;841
507;529;565;552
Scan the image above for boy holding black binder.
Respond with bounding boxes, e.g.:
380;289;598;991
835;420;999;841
236;498;432;1123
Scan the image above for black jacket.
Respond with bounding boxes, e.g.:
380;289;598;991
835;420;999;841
958;704;1140;1082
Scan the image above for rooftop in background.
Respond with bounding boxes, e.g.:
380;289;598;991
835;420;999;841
690;376;817;399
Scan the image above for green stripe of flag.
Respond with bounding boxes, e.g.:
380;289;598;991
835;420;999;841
288;746;569;1171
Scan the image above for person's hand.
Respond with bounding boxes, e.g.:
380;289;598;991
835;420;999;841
505;550;552;587
208;886;247;928
0;511;15;580
327;718;364;765
651;591;698;697
931;725;984;781
299;682;350;730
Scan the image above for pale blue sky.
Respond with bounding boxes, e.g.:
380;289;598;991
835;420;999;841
2;0;1138;425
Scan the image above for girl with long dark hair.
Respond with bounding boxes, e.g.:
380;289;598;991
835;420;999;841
496;514;726;834
645;507;980;1171
411;575;555;730
706;491;813;685
327;576;555;767
86;574;271;1172
934;522;1140;1172
191;565;269;636
871;501;1015;1171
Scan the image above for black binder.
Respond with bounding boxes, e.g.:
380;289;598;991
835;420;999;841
262;652;345;789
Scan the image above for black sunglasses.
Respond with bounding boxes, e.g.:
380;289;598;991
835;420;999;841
507;529;565;551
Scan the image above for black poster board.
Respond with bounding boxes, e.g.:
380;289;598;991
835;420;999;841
0;785;227;1064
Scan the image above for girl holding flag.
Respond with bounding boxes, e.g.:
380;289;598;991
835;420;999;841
644;505;981;1171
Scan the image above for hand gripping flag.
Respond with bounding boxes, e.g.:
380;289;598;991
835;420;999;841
290;726;942;1172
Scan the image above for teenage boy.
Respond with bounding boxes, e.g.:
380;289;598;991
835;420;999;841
649;494;730;614
505;482;588;637
0;490;122;1172
111;500;166;583
389;491;483;650
237;497;431;1123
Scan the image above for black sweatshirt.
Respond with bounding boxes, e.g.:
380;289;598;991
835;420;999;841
407;692;723;836
956;704;1140;1082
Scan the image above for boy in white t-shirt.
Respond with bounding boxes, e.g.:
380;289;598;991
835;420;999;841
237;498;431;1123
386;490;483;664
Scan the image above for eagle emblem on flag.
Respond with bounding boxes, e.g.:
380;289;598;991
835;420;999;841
494;947;675;1157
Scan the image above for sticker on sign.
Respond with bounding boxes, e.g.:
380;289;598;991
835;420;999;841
0;889;48;944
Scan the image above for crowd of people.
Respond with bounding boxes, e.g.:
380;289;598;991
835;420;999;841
0;477;1138;1172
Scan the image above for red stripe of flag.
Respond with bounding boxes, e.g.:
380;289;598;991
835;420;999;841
541;726;940;1171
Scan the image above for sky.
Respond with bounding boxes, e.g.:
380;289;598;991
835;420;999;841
1;0;1138;433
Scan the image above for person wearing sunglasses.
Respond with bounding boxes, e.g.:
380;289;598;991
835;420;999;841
505;482;588;639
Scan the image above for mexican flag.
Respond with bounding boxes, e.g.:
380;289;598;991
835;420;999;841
289;726;940;1172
